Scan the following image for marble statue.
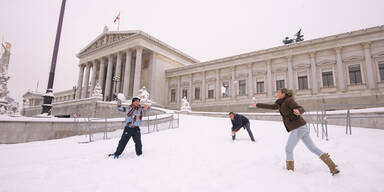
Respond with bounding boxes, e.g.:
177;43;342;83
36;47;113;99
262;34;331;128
136;86;152;105
180;96;191;112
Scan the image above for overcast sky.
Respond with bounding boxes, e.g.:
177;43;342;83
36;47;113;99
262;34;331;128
1;0;384;103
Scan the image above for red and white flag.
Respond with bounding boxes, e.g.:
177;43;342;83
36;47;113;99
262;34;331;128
114;12;120;23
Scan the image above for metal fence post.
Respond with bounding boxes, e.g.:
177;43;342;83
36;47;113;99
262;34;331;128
147;114;150;134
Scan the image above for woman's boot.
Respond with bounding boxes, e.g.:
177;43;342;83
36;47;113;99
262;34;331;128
286;161;294;171
320;153;340;176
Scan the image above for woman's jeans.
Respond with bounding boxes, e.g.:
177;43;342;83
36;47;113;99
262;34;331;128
285;125;324;161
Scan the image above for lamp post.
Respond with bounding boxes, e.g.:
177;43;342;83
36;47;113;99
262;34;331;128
72;86;77;100
41;0;66;115
112;76;120;100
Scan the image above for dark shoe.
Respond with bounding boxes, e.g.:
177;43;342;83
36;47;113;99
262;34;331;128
320;153;340;176
113;155;119;159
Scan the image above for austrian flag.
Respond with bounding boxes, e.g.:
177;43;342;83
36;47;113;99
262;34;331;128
114;12;120;23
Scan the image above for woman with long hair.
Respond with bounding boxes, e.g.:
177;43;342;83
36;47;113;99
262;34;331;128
250;88;340;175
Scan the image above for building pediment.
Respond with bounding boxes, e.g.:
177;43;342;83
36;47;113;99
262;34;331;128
343;55;364;62
294;63;310;69
22;91;44;99
317;59;336;66
77;31;138;57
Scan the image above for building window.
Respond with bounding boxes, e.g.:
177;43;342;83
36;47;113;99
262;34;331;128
379;62;384;81
222;82;229;97
208;89;214;99
298;76;308;90
171;89;176;102
239;80;246;96
322;71;334;88
182;88;188;99
195;87;200;100
276;80;285;91
256;81;264;94
348;65;362;85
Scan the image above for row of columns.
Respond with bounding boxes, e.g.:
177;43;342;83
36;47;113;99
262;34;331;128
168;42;376;104
75;47;145;101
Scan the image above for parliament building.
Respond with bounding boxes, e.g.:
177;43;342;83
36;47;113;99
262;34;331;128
23;25;384;116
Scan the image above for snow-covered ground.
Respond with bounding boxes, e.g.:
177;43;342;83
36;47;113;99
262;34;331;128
1;115;383;192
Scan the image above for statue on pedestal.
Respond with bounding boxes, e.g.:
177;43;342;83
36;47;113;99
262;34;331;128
180;96;191;112
0;41;19;116
136;86;152;105
91;81;103;99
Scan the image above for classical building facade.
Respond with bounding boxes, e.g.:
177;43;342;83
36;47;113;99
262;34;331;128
23;25;384;116
74;27;198;105
166;25;384;111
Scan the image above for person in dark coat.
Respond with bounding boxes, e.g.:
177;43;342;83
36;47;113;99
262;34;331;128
250;88;339;175
109;97;150;159
228;112;255;142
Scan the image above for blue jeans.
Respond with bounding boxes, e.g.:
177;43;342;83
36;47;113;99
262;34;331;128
285;125;324;161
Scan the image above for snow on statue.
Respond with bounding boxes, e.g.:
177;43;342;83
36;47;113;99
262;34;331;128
180;96;191;112
91;81;103;98
0;41;19;116
136;86;152;105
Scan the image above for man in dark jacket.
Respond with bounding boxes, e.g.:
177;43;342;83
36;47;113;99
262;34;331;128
228;112;255;142
109;97;150;159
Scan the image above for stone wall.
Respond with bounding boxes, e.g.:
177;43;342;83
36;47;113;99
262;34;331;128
22;97;165;118
172;94;384;112
182;111;384;130
0;114;175;144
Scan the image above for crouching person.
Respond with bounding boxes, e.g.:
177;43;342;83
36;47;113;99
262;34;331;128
228;112;255;142
109;97;151;159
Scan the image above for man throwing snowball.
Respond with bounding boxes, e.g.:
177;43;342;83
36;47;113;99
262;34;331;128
109;97;151;158
228;112;255;142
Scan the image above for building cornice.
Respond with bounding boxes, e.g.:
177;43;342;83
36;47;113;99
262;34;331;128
166;25;384;77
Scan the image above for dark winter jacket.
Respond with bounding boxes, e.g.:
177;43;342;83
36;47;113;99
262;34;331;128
256;96;306;132
231;114;250;132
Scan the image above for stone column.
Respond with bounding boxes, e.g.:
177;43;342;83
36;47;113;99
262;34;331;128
231;66;236;99
75;64;85;99
335;47;346;91
363;42;376;89
90;61;97;96
287;56;295;90
202;71;206;102
177;76;181;104
104;54;114;101
310;52;319;93
149;52;156;100
115;52;123;93
189;74;193;102
216;69;220;100
133;47;143;97
123;50;132;98
266;60;273;97
98;58;106;95
165;77;169;105
248;64;254;98
82;63;91;98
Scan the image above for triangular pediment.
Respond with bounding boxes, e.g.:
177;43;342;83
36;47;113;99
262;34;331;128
22;91;44;98
78;31;138;56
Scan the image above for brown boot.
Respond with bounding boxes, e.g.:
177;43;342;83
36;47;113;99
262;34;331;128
320;153;340;176
286;161;294;171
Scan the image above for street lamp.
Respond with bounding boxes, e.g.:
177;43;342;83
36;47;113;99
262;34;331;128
112;76;120;100
72;86;77;100
41;0;66;115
